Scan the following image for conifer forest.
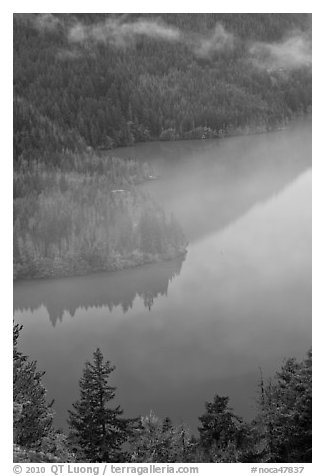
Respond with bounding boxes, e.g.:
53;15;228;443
13;13;312;464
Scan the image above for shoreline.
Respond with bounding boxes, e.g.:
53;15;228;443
13;248;188;283
13;115;311;284
98;112;311;155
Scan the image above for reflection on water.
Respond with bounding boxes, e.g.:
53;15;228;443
113;119;312;243
14;256;185;327
13;120;311;430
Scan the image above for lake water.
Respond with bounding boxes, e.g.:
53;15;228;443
13;119;312;431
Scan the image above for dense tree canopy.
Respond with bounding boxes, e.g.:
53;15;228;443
256;351;312;463
126;412;194;463
13;13;311;280
13;322;53;449
13;323;75;462
13;158;186;280
13;13;311;164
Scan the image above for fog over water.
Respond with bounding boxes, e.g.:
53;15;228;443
14;119;311;430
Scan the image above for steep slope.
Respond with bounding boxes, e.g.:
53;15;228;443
13;13;312;162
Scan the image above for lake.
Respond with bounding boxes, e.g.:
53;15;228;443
13;119;312;431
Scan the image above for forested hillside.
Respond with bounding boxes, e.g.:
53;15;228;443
13;13;311;279
14;13;311;158
13;14;312;462
13;157;186;280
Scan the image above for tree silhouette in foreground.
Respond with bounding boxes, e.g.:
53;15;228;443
13;322;74;462
13;321;312;463
256;350;312;463
13;322;53;449
198;394;254;462
68;348;129;462
126;411;194;462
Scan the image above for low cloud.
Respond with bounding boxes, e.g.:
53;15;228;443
33;13;61;32
14;13;62;32
15;14;311;71
249;32;312;71
68;18;181;47
16;14;236;59
67;17;236;57
21;14;312;71
193;23;235;58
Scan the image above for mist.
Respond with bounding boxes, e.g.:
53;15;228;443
14;13;62;32
67;16;235;57
68;17;182;47
192;23;235;58
14;120;312;432
15;14;311;70
249;31;312;71
13;13;312;462
33;13;61;32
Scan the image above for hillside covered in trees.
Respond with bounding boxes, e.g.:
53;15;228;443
13;156;186;279
13;323;312;463
13;13;311;279
13;13;312;464
14;13;311;157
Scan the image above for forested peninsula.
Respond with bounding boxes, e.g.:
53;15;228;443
13;156;186;280
13;13;311;280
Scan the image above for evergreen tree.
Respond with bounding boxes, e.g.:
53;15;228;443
68;348;129;462
256;351;312;462
13;322;54;449
198;394;246;462
126;411;194;463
